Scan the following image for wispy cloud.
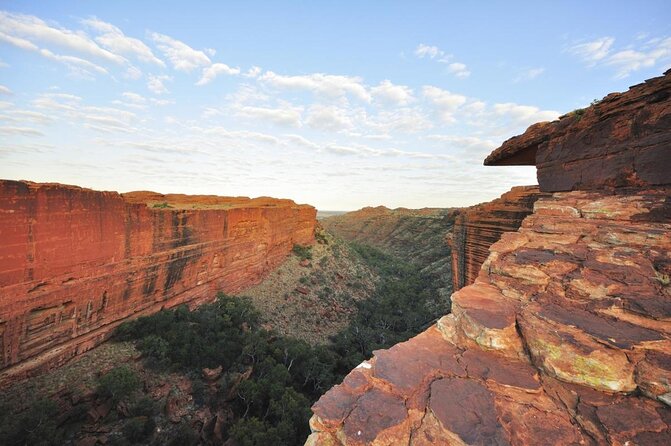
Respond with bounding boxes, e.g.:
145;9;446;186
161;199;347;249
414;43;471;78
259;71;371;102
568;35;671;78
514;67;545;82
196;63;241;85
150;32;211;72
83;17;164;67
147;74;171;94
0;11;124;64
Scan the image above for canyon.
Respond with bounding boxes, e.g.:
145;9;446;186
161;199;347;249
307;72;671;445
0;182;315;385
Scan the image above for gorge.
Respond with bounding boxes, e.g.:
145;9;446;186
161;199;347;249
0;72;669;445
307;71;671;445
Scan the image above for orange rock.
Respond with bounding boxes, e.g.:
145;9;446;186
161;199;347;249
0;180;316;385
485;71;671;192
448;186;549;291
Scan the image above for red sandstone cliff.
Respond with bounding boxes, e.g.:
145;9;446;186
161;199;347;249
447;186;548;291
0;181;315;385
307;72;671;445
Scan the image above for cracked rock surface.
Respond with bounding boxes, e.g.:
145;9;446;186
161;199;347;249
307;189;671;445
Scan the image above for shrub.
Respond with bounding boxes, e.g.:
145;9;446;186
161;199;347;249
292;244;313;260
122;416;155;443
98;365;141;403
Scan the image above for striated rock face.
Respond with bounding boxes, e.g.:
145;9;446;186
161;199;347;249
322;206;458;292
485;70;671;192
0;180;315;385
307;189;671;445
447;186;548;291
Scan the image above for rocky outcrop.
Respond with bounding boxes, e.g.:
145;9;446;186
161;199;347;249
0;180;315;385
447;186;548;291
308;189;671;446
308;72;671;445
485;70;671;192
322;207;458;292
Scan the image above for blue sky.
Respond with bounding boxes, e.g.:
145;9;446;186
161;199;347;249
1;1;670;210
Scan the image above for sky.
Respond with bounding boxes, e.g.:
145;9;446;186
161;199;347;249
0;1;670;210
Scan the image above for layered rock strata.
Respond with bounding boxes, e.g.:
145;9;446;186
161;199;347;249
308;189;671;446
0;181;315;385
485;69;671;192
447;186;548;291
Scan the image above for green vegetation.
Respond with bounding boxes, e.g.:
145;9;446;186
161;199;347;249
98;365;141;403
0;398;63;446
0;239;446;446
292;244;313;260
151;202;172;209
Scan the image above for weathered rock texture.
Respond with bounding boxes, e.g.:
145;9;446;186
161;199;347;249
322;207;457;292
485;69;671;192
0;181;315;385
308;72;671;445
308;189;671;446
447;186;548;291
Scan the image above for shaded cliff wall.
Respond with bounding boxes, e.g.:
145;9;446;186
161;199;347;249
0;180;315;384
322;207;457;293
447;186;548;291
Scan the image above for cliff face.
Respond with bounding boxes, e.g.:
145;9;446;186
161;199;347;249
307;72;671;445
447;186;548;291
485;69;671;192
0;181;315;384
322;207;457;292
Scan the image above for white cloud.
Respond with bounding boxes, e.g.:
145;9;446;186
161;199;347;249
0;85;12;95
196;63;241;85
365;108;432;134
568;35;670;78
0;11;124;64
305;105;353;131
0;126;44;136
124;66;142;80
371;80;414;105
259;71;371;102
514;67;545;82
447;62;470;78
147;74;171;94
244;66;262;78
422;86;467;123
150;32;211;72
235;104;302;127
83;18;164;67
0;31;108;78
493;102;560;126
414;43;469;77
415;44;442;59
568;37;614;65
122;92;146;104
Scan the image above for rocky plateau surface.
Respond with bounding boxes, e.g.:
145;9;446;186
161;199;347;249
0;181;315;385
